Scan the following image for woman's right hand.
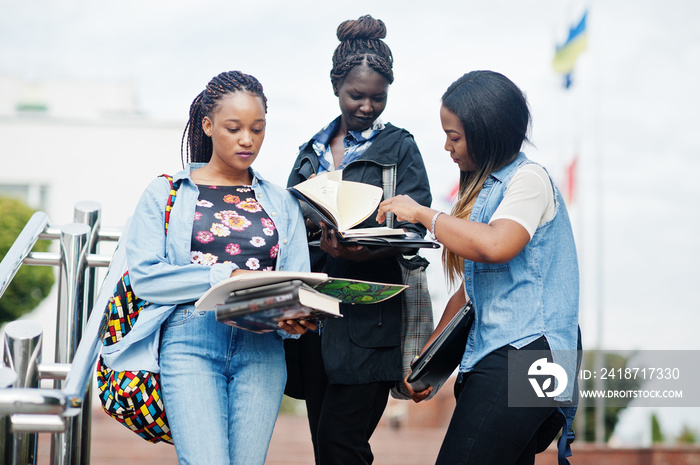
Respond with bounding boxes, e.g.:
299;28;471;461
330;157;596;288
376;195;426;225
278;318;317;335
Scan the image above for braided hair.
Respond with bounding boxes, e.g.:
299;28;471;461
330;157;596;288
181;70;268;165
330;15;394;88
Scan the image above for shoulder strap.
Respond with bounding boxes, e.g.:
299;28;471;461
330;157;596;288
381;165;397;229
159;174;180;234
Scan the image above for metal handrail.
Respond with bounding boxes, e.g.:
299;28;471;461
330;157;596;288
0;220;128;413
0;229;126;416
0;212;50;300
1;206;129;465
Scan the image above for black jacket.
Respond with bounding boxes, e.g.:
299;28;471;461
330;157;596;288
287;122;432;384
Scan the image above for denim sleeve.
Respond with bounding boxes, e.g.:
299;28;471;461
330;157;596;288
279;191;311;273
125;178;237;305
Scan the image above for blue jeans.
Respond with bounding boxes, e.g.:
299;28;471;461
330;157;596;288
436;336;556;465
159;306;286;465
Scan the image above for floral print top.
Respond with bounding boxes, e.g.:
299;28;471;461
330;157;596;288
190;185;279;271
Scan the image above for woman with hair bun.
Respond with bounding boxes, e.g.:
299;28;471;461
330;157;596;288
286;14;433;465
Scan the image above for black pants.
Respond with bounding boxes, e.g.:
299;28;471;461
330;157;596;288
436;336;556;465
294;332;392;465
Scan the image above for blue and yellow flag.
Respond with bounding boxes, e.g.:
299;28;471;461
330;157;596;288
553;10;588;87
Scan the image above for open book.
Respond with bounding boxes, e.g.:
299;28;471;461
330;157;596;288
195;271;408;311
195;271;408;334
288;170;405;238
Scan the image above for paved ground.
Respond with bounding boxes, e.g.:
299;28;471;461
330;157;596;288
36;407;692;465
36;408;448;465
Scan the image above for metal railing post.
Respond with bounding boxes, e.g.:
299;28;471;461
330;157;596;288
52;223;91;465
72;202;101;465
3;321;43;465
1;366;18;464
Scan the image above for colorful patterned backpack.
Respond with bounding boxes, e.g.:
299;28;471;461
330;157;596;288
95;175;178;444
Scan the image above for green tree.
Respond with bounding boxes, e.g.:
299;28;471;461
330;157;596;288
651;412;665;444
0;197;55;325
676;424;696;444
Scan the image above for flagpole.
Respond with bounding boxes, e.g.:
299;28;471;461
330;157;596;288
553;4;604;444
589;5;606;442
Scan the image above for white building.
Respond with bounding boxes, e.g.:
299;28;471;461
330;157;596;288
0;75;185;363
0;75;184;227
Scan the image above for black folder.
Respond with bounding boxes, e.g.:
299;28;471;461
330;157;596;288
406;300;474;393
309;232;440;249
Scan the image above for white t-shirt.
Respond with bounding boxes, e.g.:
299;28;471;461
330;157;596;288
489;164;555;239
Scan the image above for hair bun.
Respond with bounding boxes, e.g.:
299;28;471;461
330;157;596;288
336;15;387;42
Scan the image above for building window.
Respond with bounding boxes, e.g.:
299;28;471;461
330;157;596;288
0;183;49;211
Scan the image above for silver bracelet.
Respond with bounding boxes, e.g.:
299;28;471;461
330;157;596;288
430;211;443;241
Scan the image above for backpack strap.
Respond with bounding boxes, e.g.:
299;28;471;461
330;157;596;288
556;406;575;465
159;174;180;233
556;326;582;465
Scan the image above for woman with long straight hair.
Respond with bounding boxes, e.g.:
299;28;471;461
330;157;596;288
377;70;580;465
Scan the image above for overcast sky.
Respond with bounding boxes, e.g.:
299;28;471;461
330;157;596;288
2;0;700;443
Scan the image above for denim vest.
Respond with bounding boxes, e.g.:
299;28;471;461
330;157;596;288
460;153;579;402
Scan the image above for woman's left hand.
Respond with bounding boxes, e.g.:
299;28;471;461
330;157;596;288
402;373;433;403
278;318;317;335
318;222;372;262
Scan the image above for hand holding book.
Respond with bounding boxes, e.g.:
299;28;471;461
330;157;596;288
195;271;408;334
290;171;439;249
289;171;406;239
277;318;317;335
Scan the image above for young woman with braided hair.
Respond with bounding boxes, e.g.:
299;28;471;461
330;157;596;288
286;15;432;465
115;70;314;464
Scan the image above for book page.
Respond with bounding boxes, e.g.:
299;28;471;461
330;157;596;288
291;171;343;226
195;271;329;311
291;171;384;232
338;226;406;238
335;178;384;231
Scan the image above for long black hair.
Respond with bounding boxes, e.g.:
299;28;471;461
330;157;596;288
441;70;531;284
181;70;267;165
330;14;394;88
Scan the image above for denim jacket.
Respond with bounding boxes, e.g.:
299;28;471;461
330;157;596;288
101;163;310;373
460;153;579;402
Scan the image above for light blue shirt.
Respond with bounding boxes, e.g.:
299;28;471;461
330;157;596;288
460;153;580;402
101;163;310;373
309;116;384;172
